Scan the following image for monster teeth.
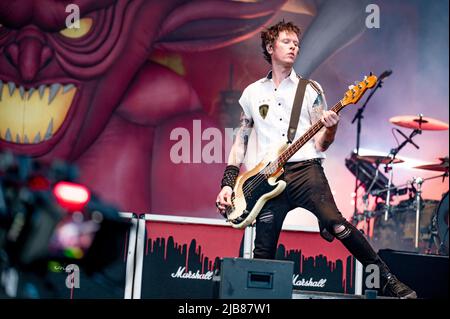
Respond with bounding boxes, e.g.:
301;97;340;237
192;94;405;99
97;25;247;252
0;82;76;101
5;128;12;142
38;84;46;98
48;83;61;105
8;82;15;96
28;88;35;100
44;118;53;140
19;85;25;99
63;84;75;94
33;132;42;144
1;81;76;144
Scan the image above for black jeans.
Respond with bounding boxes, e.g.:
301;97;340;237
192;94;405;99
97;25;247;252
253;159;382;269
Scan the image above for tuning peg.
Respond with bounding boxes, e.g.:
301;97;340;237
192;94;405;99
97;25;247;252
364;75;367;80
369;71;373;76
348;85;355;89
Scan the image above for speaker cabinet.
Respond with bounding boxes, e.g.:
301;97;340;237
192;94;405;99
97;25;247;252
219;258;294;299
378;249;448;299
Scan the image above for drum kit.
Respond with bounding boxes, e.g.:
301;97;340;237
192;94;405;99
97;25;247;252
349;114;449;255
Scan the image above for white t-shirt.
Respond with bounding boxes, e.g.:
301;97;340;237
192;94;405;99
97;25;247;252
239;69;327;167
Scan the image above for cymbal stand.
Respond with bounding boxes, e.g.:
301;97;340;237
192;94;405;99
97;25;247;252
384;161;395;221
412;177;423;249
384;114;423;221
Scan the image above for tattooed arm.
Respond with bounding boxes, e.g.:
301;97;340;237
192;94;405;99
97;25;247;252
216;111;253;214
310;93;340;152
227;112;254;166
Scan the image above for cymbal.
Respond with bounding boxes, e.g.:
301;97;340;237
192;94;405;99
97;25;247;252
356;155;404;165
390;115;449;131
415;159;449;172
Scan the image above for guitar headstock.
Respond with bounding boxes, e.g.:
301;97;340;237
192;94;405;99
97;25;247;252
341;74;378;106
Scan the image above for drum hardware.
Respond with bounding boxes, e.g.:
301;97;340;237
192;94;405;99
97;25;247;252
371;197;440;253
412;177;423;249
426;192;449;255
389;115;449;131
362;159;382;225
380;113;449;221
346;153;391;225
349;112;448;230
382;115;429;221
355;155;404;165
361;158;408;225
345;152;393;199
414;156;449;175
408;172;448;250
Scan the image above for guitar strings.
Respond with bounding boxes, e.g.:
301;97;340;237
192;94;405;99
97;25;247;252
240;121;322;195
239;101;343;197
241;124;318;195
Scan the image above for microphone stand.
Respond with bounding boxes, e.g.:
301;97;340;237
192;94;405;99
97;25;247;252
351;76;385;224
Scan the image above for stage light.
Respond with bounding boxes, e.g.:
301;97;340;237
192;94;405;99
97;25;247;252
53;181;91;211
1;151;131;296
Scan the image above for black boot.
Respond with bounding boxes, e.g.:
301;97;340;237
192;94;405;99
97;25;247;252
376;259;417;299
380;271;417;299
336;222;417;299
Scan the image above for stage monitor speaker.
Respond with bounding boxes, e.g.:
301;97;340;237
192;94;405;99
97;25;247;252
378;249;448;299
219;258;293;299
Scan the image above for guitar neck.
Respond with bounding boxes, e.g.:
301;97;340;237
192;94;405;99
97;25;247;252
268;100;344;172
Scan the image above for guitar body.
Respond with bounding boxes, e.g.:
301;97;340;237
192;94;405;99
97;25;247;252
226;143;287;229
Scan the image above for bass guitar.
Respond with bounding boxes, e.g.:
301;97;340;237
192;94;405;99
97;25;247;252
224;74;378;229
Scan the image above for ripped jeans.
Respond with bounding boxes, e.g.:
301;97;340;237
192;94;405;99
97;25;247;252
253;159;383;269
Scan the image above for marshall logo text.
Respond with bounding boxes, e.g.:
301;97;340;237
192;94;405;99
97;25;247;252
292;275;327;288
171;266;214;280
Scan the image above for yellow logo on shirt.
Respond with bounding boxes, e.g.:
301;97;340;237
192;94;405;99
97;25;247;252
259;104;269;119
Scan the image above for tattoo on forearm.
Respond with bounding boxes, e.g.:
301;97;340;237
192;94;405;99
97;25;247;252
311;94;335;151
228;112;253;166
311;95;325;124
240;113;253;143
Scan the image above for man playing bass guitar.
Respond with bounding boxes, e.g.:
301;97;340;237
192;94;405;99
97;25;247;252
215;20;416;299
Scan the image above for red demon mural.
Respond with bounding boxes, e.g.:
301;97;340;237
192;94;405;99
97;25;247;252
0;0;287;215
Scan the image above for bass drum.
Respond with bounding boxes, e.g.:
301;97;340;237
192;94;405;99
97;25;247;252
432;192;449;255
371;199;438;253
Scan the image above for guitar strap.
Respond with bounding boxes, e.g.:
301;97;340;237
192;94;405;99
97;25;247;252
287;78;323;143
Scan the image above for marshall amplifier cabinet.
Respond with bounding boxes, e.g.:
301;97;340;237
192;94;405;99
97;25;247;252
219;257;294;299
135;216;358;299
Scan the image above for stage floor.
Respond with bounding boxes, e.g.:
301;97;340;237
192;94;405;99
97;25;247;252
292;290;398;299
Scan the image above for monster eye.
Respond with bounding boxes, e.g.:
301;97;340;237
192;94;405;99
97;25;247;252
59;17;93;39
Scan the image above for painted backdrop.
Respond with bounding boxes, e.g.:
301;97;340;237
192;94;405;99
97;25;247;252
0;0;448;231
